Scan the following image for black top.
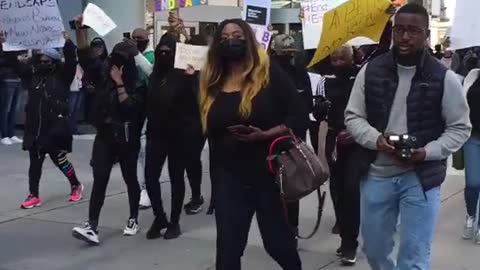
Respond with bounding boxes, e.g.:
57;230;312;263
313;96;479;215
468;77;480;134
207;63;308;182
324;71;356;131
146;70;202;139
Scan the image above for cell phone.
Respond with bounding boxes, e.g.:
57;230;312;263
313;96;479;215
227;125;253;135
69;20;90;30
123;32;131;39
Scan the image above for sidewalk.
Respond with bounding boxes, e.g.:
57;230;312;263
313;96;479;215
0;139;476;270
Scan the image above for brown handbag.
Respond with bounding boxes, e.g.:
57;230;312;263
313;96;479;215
267;131;330;202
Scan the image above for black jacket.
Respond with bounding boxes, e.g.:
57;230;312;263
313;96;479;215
22;40;77;152
147;70;202;140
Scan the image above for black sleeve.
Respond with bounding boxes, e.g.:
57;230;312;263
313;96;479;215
60;40;78;85
119;84;146;119
302;71;313;112
78;47;105;86
271;62;309;137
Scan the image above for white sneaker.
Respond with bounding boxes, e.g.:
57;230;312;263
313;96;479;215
463;216;475;239
72;222;100;245
123;219;140;236
10;136;23;143
139;189;151;209
1;137;13;145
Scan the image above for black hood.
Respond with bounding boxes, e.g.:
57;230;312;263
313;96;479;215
90;37;108;60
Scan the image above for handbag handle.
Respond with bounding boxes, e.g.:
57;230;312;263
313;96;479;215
267;135;293;173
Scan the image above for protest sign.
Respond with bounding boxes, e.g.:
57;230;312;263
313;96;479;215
308;0;390;67
253;25;273;50
0;0;65;51
301;0;347;49
82;3;117;36
155;0;208;11
449;0;480;50
174;42;208;71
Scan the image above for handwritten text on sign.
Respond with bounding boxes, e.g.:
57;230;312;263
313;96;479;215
174;43;208;71
0;0;65;51
308;0;390;67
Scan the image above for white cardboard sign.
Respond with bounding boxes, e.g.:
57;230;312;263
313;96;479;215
0;0;65;51
449;0;480;50
82;3;117;37
174;43;208;71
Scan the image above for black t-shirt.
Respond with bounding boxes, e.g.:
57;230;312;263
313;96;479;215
206;63;308;182
467;77;480;133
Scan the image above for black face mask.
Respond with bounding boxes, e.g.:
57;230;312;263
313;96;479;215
137;40;149;53
219;39;247;61
333;65;353;78
37;64;55;75
156;50;174;73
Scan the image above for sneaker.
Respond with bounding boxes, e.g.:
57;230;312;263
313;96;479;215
463;215;475;239
146;216;168;239
341;250;357;266
20;195;42;209
184;196;204;215
206;202;215;215
123;219;140;236
69;184;84;202
1;137;12;145
139;189;151;209
336;247;343;257
10;136;23;143
72;222;100;246
164;223;181;240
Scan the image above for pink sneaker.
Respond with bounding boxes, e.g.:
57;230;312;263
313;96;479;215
69;184;84;202
21;195;42;209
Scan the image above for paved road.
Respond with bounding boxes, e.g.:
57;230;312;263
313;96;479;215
0;138;477;270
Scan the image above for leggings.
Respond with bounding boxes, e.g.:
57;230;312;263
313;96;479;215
28;149;80;197
88;135;141;229
185;137;206;199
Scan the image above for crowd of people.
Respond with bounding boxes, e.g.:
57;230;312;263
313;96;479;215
0;3;478;270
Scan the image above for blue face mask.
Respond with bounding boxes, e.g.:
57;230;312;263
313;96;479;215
220;39;247;61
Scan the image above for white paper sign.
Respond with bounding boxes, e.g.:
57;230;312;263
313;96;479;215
301;0;348;50
174;43;208;71
0;0;65;51
253;25;273;50
82;3;117;36
449;0;480;50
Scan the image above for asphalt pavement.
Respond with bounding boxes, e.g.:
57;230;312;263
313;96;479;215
0;137;477;270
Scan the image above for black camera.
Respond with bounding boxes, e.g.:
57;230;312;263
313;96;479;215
387;134;417;161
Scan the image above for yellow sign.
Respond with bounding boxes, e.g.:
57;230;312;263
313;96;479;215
308;0;391;67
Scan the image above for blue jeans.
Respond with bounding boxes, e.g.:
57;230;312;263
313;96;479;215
0;80;21;138
68;91;84;134
464;136;480;219
361;171;441;270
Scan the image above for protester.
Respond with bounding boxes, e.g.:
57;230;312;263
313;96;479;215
461;68;480;243
345;4;471;269
313;45;359;265
72;17;145;245
68;63;84;134
0;33;24;145
270;33;312;246
130;28;155;210
143;33;204;240
200;19;307;269
434;44;444;60
2;34;84;209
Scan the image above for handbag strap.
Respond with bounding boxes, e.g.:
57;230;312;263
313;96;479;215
268;135;293;173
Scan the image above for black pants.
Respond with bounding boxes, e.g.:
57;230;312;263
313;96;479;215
309;121;319;154
145;135;201;224
185;137;206;200
88;135;141;228
28;148;80;197
330;141;360;252
213;167;302;270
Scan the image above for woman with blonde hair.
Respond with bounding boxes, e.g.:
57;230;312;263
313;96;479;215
200;19;307;270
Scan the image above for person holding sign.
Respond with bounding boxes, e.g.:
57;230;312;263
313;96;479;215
2;34;84;209
144;33;204;240
199;19;306;270
345;4;471;269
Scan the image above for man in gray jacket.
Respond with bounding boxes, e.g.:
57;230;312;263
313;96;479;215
345;4;471;270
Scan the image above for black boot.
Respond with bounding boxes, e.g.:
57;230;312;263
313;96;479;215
146;216;168;239
164;223;181;240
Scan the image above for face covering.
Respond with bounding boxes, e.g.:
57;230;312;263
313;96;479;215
37;64;55;75
333;65;353;78
156;50;175;73
137;40;149;53
220;39;247;61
